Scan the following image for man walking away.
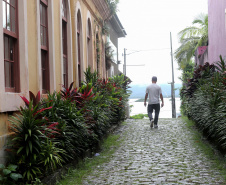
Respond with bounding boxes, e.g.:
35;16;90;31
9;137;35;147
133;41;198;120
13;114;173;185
144;76;164;128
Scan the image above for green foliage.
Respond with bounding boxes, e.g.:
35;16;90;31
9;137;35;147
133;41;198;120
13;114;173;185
130;114;148;119
0;164;22;184
105;0;119;17
39;139;65;173
8;104;45;182
175;13;208;69
179;60;195;83
83;66;98;87
6;69;131;183
42;92;88;161
180;62;215;99
181;56;226;152
31;178;44;185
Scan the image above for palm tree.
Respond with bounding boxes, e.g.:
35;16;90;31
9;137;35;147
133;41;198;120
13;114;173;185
175;13;208;70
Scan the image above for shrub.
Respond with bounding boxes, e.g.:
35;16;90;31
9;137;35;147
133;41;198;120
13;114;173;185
41;92;89;161
7;92;64;182
181;56;226;152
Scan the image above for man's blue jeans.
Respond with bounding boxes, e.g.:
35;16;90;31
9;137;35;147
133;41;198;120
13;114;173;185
148;103;160;125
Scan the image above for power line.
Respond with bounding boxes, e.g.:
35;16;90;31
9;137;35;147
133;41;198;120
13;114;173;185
125;48;170;55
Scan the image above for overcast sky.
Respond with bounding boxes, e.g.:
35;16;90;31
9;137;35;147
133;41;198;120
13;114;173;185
117;0;208;85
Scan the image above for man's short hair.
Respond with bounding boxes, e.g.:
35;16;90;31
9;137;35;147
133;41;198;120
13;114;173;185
152;76;157;82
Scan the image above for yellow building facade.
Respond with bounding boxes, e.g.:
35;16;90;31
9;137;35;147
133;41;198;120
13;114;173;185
0;0;125;163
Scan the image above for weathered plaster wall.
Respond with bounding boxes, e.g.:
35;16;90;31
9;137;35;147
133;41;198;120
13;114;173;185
0;112;19;164
0;113;9;164
27;0;39;94
208;0;226;63
54;1;62;92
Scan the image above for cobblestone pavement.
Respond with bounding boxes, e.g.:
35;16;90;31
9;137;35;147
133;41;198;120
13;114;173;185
82;119;226;185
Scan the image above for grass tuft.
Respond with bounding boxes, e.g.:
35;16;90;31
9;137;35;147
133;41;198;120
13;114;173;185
130;114;148;119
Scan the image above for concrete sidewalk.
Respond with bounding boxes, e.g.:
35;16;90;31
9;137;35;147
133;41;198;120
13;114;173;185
82;119;225;184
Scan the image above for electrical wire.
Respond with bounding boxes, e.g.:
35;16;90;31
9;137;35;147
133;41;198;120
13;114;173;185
125;48;170;55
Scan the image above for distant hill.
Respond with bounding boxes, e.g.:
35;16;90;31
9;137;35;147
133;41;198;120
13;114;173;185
129;83;182;99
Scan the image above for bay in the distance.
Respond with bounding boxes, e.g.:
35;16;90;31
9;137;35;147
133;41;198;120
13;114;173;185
129;98;181;118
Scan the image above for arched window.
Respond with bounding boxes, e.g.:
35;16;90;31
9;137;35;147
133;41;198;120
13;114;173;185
62;0;68;87
87;18;93;70
77;10;82;86
3;0;19;92
40;0;49;93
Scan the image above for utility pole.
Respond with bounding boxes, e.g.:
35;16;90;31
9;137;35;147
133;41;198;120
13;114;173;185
170;32;176;118
123;48;126;76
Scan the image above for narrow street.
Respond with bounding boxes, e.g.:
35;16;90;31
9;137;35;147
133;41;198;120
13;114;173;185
82;118;225;184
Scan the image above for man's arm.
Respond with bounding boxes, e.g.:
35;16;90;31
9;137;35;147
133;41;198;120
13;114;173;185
144;93;148;107
160;93;164;107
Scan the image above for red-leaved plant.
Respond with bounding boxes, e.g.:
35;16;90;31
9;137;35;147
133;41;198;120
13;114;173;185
20;91;52;115
20;91;60;138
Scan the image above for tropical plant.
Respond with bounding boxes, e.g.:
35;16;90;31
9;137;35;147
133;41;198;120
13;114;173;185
181;56;226;152
39;139;65;173
215;55;226;73
175;13;208;69
83;66;98;87
5;69;131;183
6;91;64;182
8;102;46;181
180;62;215;99
41;92;89;160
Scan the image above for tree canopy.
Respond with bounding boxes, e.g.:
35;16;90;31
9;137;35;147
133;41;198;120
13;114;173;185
174;13;208;70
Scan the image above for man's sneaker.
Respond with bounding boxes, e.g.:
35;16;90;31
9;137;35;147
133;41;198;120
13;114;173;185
150;120;154;128
154;124;158;129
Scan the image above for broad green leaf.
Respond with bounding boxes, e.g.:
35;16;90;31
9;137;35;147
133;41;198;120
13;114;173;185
7;164;17;171
3;169;11;175
10;173;21;181
0;164;5;169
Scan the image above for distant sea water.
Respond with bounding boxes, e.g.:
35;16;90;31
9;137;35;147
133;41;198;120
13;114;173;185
129;98;181;118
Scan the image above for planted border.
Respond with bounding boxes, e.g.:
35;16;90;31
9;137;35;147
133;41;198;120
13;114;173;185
3;68;131;184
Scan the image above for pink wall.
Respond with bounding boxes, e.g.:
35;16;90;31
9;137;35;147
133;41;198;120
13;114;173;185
208;0;226;64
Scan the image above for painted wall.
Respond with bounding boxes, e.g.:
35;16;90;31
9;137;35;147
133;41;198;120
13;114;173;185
54;1;62;92
27;1;39;94
0;113;10;164
208;0;226;63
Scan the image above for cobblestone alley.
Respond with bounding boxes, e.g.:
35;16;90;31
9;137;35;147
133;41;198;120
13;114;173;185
82;118;226;185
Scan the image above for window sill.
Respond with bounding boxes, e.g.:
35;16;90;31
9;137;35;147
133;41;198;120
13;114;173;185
0;92;28;112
